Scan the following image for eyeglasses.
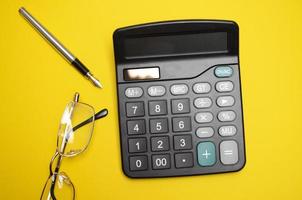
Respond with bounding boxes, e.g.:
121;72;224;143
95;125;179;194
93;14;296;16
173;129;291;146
41;93;108;200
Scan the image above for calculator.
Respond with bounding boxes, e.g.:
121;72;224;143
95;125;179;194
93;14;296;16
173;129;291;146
113;20;246;178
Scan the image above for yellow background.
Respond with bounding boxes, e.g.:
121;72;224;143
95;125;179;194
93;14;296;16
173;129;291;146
0;0;301;199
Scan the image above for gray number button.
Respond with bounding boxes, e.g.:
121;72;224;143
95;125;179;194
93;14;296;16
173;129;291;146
218;111;236;122
217;96;235;107
170;84;188;95
129;156;148;171
172;117;192;132
219;126;237;136
216;81;234;92
126;102;145;117
125;87;143;98
193;83;211;94
151;136;170;152
171;99;190;114
150;118;169;134
220;140;239;165
196;127;214;138
152;154;171;169
194;97;212;109
127;119;146;135
149;100;167;116
148;86;166;97
195;112;213;123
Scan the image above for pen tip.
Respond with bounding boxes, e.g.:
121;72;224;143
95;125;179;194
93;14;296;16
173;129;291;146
94;80;103;88
87;73;103;89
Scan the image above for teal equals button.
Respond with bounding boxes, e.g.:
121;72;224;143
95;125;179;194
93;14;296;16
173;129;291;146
214;66;233;77
197;142;216;166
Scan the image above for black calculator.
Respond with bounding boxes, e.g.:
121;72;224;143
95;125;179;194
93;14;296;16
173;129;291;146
113;20;246;178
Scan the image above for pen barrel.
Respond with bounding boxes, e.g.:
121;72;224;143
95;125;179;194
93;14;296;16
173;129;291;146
19;7;75;63
71;58;89;75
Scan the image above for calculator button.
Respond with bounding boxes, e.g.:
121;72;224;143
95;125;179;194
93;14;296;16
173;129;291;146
220;140;239;165
194;97;212;109
197;142;216;166
218;111;236;122
214;66;233;78
195;112;213;123
172;117;192;132
125;87;143;98
150;118;169;134
217;96;235;107
196;127;214;138
175;153;194;168
170;84;189;95
126;102;145;117
148;100;167;116
216;81;234;92
173;135;192;150
171;99;190;114
127;119;146;135
148;86;166;97
219;125;237;136
152;154;171;169
193;82;211;94
128;138;147;153
151;136;170;152
129;156;148;171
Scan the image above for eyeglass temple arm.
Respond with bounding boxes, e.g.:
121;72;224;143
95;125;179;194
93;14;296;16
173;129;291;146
72;108;108;132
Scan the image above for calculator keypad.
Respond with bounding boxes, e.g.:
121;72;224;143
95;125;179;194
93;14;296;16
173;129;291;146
118;64;245;177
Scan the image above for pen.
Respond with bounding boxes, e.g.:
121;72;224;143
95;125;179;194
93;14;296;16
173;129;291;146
19;7;103;88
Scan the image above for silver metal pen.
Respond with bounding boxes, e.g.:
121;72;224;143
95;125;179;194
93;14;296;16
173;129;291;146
19;7;103;88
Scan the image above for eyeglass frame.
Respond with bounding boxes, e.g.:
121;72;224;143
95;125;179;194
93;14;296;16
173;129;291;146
41;93;108;200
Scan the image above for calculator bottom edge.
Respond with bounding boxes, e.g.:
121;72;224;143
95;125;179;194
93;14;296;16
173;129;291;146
122;158;246;178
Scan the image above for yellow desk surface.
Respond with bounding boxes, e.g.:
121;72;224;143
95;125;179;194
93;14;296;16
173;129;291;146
0;0;301;199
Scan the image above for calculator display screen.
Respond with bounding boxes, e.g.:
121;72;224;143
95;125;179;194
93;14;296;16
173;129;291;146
124;67;160;81
124;32;228;59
